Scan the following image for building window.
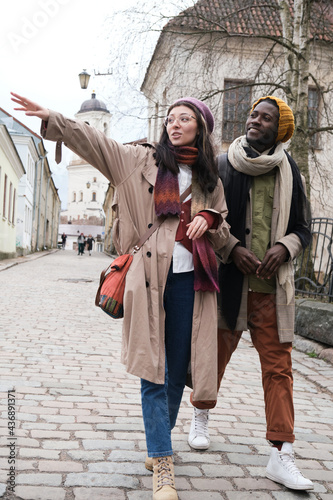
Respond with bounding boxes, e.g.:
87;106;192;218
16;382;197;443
73;192;76;202
93;177;97;183
12;188;16;225
308;88;320;149
92;192;97;202
3;174;7;219
79;191;83;201
8;182;13;223
223;80;252;142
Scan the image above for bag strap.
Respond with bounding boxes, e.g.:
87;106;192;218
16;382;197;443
133;184;192;252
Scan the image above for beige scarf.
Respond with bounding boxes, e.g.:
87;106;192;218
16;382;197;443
228;136;294;304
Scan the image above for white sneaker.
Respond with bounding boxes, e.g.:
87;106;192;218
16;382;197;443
266;442;314;490
188;408;210;450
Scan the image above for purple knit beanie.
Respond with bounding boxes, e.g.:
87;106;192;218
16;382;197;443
171;97;215;134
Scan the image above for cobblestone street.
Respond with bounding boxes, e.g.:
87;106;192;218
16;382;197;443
0;250;332;500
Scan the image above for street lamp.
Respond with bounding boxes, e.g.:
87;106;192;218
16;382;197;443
79;69;91;89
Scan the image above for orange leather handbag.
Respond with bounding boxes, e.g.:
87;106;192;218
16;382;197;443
95;253;134;318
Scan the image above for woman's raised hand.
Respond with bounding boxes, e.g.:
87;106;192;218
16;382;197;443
11;92;50;121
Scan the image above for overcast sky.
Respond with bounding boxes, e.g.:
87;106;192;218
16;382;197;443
0;0;192;207
0;0;144;133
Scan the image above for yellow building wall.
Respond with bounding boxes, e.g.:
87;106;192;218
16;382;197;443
0;149;19;256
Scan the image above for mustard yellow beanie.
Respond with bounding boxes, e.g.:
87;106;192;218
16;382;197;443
251;95;295;143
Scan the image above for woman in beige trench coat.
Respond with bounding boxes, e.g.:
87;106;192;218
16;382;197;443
11;92;229;500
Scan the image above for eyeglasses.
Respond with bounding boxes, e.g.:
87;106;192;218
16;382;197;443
164;113;196;127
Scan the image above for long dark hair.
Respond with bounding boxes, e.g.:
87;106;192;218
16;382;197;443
154;102;218;194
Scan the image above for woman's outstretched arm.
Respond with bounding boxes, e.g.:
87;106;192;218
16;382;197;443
10;91;147;188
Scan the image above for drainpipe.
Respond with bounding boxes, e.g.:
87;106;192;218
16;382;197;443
43;174;51;249
53;202;61;249
32;159;39;251
36;154;46;251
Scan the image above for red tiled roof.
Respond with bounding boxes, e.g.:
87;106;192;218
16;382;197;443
167;0;333;42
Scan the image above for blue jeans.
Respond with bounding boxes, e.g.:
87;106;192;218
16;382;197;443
141;265;194;457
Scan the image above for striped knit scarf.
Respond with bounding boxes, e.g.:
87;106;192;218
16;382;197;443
154;144;219;293
154;145;198;216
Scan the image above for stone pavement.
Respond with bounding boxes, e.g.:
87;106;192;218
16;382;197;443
0;250;332;500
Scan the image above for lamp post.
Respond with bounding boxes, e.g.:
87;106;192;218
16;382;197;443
79;68;113;90
79;69;91;89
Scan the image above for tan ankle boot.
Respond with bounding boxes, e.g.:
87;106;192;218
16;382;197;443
152;456;178;500
145;455;153;471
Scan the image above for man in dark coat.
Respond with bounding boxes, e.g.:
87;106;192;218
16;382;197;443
188;96;313;491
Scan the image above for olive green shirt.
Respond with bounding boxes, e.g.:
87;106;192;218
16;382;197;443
248;169;277;293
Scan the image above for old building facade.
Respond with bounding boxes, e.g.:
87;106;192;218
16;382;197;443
0;108;61;258
141;0;333;219
0;124;25;258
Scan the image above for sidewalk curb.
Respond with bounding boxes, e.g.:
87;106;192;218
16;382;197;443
294;333;333;365
0;249;59;272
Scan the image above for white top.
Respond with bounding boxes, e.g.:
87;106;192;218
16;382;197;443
172;164;194;273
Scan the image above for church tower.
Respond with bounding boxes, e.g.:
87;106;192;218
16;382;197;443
62;92;111;224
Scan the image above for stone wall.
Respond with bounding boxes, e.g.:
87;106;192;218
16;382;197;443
295;298;333;363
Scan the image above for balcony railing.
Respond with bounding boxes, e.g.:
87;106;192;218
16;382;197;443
294;218;333;302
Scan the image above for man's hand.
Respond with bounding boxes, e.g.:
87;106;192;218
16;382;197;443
231;245;261;275
256;243;289;279
11;92;50;121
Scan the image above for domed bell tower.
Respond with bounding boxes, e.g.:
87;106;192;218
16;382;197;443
64;93;111;226
75;92;111;136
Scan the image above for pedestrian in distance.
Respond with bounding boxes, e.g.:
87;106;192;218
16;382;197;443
77;232;85;256
187;95;313;491
11;91;230;500
86;234;95;256
61;232;67;250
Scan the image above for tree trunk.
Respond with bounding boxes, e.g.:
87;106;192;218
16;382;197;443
278;0;312;194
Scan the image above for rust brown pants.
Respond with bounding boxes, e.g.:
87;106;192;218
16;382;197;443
191;292;295;443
